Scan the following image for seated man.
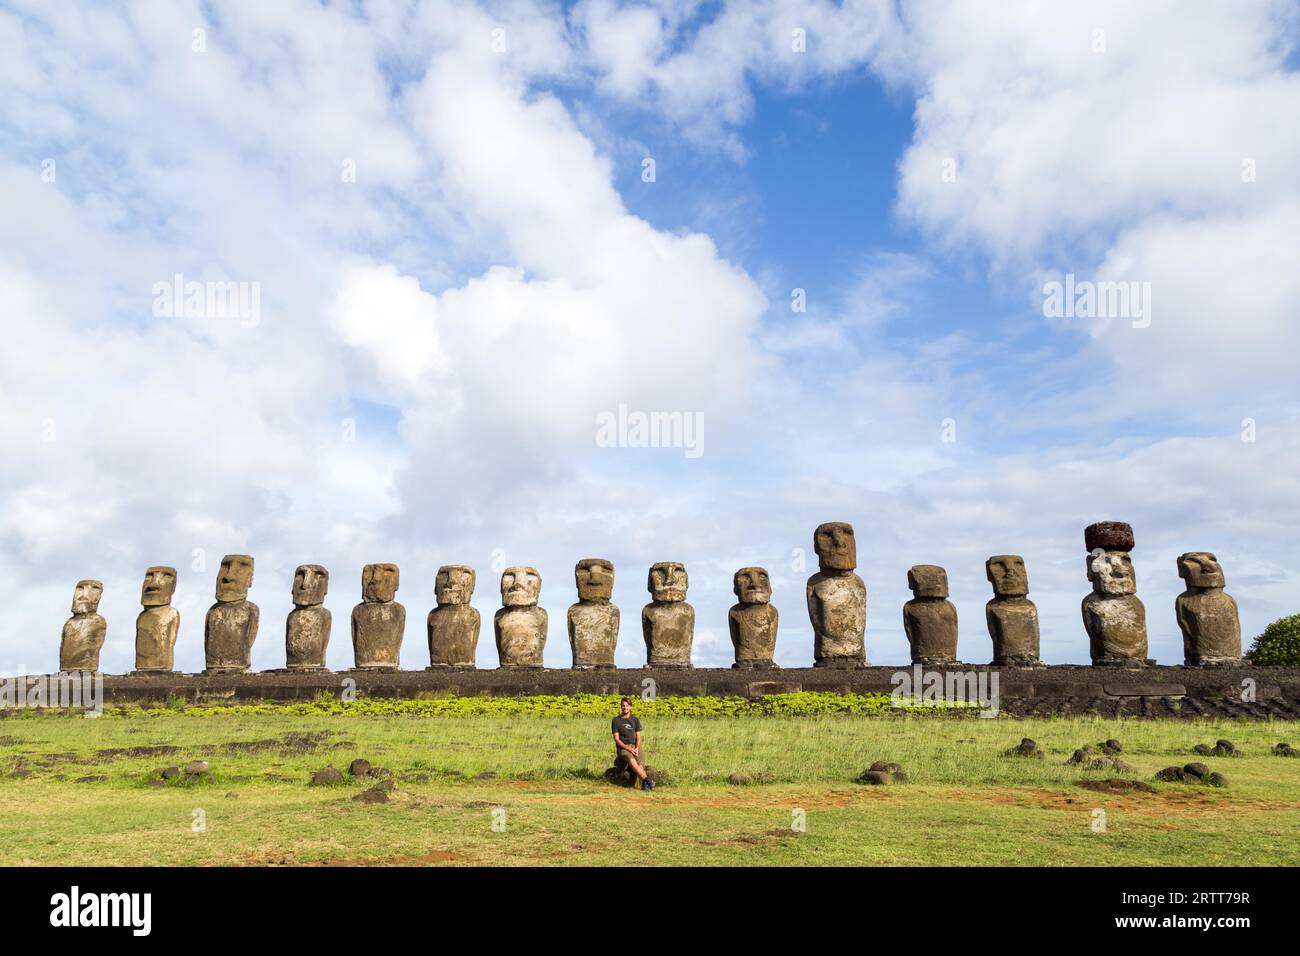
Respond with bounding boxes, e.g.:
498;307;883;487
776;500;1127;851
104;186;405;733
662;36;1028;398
611;697;654;791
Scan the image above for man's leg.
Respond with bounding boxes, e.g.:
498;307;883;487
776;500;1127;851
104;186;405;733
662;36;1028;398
618;750;648;783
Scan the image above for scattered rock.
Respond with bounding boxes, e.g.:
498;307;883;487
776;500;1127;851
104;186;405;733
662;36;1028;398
1215;739;1235;755
1183;762;1209;780
353;787;389;804
310;767;345;786
1101;739;1123;754
869;761;902;773
1155;766;1185;782
859;770;891;785
1077;778;1157;794
475;771;497;780
348;758;372;777
1194;741;1235;757
160;766;180;780
74;774;107;783
1007;738;1045;758
1207;772;1229;787
1193;743;1214;755
224;791;238;799
184;760;209;775
369;766;393;779
1274;742;1298;757
727;772;754;786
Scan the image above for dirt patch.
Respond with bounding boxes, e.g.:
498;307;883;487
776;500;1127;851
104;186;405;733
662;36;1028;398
1076;778;1158;794
316;849;463;866
95;745;180;759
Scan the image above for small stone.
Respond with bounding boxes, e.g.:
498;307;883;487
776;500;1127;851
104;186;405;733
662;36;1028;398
184;760;209;775
1154;767;1184;782
727;772;754;786
353;788;389;804
74;774;107;784
869;761;902;773
348;758;372;777
161;766;180;780
1101;739;1123;754
1183;762;1209;779
860;770;891;785
476;771;497;780
1274;742;1297;756
310;767;344;786
891;770;909;783
1193;743;1214;755
1108;759;1137;774
1215;739;1235;755
1207;772;1229;787
225;791;238;799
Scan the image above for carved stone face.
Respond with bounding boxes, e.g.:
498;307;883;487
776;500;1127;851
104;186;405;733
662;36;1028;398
71;579;103;615
141;566;177;607
292;564;329;606
501;566;541;606
1178;552;1225;589
1087;552;1136;596
814;522;857;572
908;564;949;599
362;563;400;602
216;554;254;602
733;567;771;604
986;555;1028;597
575;559;614;602
435;565;476;605
648;562;688;602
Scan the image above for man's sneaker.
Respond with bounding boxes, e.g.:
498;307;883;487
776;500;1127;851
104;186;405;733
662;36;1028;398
642;778;655;791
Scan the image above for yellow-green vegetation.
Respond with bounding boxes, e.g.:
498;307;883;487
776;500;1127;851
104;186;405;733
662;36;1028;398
1;700;1297;866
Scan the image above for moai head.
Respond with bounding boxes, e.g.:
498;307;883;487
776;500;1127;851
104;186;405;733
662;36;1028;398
648;562;688;603
362;563;400;603
1087;552;1137;596
292;564;329;606
575;558;614;602
986;555;1029;597
435;565;476;605
70;579;103;615
908;565;949;599
215;554;254;602
1178;552;1226;589
141;566;177;607
814;522;857;572
501;566;541;607
733;567;772;604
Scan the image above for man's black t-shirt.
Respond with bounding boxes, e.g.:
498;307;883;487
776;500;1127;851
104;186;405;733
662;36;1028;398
612;715;641;748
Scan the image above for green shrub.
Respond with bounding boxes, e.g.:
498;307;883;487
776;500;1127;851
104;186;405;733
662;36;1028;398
1247;614;1300;666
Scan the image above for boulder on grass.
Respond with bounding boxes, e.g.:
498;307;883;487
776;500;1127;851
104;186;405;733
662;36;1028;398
310;767;345;786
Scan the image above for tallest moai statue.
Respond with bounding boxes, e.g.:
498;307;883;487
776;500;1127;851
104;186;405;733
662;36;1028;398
1082;521;1149;666
807;522;867;668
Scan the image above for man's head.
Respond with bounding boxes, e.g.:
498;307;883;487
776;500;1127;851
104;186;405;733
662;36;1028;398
620;697;633;717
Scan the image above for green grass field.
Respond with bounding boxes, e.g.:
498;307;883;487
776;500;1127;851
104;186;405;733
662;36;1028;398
2;700;1298;866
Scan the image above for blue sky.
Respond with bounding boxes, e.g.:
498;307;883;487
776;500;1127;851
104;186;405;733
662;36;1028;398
1;0;1298;674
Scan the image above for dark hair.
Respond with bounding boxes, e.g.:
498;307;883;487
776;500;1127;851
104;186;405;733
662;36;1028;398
620;697;632;706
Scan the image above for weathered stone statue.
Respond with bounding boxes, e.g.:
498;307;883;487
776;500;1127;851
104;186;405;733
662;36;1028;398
985;555;1042;666
1082;521;1148;666
135;566;180;673
642;562;694;668
427;565;480;668
285;564;331;672
495;566;547;668
60;580;106;672
903;565;959;664
1176;552;1242;666
729;566;778;669
351;563;404;670
568;559;618;669
807;522;867;667
204;554;259;674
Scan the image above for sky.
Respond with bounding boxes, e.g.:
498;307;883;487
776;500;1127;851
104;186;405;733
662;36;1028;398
1;0;1298;674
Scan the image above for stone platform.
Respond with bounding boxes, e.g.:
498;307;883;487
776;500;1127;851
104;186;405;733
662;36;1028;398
69;665;1300;718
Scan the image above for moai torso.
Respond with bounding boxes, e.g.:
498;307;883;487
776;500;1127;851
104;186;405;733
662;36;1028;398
495;566;546;667
1175;552;1242;666
352;563;404;669
903;565;958;664
1082;522;1148;665
205;554;259;673
806;522;867;667
568;559;619;669
642;562;694;668
984;555;1042;666
135;566;179;672
60;580;106;672
286;564;331;671
428;565;480;668
729;566;778;669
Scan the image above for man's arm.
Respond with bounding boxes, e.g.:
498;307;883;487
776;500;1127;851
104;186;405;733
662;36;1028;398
613;732;634;753
634;730;642;755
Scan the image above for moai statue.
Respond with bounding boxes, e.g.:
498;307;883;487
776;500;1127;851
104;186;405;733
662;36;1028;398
1082;521;1149;666
903;565;959;665
352;563;404;670
134;566;179;673
495;566;546;668
642;562;694;669
1176;552;1242;666
568;559;618;670
60;580;106;672
204;554;259;674
807;522;867;668
427;565;480;668
285;564;331;672
985;555;1043;666
728;567;778;669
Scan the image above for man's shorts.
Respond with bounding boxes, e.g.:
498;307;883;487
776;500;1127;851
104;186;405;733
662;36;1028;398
614;748;644;770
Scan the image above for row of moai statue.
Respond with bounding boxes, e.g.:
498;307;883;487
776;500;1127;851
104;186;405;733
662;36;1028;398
58;521;1243;673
